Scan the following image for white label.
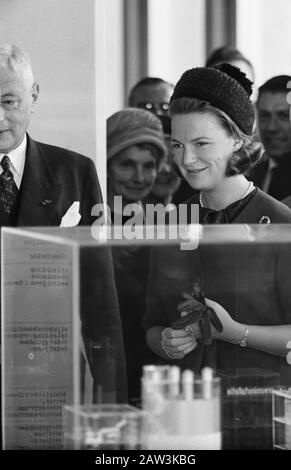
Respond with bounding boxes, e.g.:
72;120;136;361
145;432;221;450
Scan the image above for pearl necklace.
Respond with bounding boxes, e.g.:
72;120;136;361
199;181;254;208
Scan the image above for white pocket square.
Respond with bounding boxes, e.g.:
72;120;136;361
60;201;81;227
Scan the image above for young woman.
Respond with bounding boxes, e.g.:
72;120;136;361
143;64;291;385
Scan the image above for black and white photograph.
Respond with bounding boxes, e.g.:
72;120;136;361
0;0;291;459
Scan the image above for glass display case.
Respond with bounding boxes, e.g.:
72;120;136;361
1;226;127;449
141;365;221;450
64;404;146;450
272;388;291;450
2;224;291;449
219;368;280;449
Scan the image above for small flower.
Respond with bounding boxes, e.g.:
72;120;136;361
259;216;271;224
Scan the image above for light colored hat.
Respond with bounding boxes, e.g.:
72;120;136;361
107;107;167;162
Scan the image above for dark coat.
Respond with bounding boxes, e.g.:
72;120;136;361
248;153;291;201
1;135;127;403
143;190;291;385
14;134;102;227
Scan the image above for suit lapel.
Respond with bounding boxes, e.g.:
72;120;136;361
17;135;62;226
249;156;268;188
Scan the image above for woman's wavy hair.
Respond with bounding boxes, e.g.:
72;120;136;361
170;97;264;176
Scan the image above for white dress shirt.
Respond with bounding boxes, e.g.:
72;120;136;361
0;134;27;189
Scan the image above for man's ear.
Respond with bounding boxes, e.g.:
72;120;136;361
233;140;243;152
31;83;39;112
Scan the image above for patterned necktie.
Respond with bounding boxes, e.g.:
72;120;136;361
0;155;18;215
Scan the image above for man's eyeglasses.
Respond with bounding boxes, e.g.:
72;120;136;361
137;102;169;115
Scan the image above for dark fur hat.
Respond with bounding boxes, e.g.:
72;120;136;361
170;63;255;134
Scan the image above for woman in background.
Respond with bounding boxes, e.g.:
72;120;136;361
107;108;166;221
107;108;166;403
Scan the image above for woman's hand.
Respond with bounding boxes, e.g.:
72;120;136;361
180;297;239;342
161;326;198;359
161;298;240;361
204;298;239;340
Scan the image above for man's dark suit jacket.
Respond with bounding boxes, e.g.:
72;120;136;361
248;152;291;201
13;134;102;227
1;134;127;405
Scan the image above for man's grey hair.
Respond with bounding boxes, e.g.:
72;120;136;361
0;43;34;84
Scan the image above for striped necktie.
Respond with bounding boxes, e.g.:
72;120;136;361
0;155;18;215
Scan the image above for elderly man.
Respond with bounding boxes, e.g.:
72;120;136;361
251;75;291;200
0;44;127;449
0;43;102;227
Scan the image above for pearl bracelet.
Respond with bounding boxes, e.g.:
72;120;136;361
238;325;249;348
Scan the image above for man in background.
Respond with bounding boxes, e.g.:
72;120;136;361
128;76;173;117
251;75;291;201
